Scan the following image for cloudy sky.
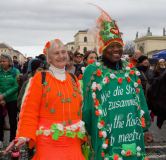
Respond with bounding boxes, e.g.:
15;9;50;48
0;0;166;57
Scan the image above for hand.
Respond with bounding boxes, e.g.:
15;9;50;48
15;137;29;147
3;137;29;155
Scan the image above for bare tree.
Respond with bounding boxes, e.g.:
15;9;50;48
123;41;135;56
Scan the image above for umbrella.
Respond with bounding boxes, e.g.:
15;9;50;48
152;50;166;59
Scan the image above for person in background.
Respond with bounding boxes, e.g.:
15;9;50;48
36;54;48;70
6;39;86;160
129;50;143;66
13;56;21;72
17;58;43;110
83;50;98;66
153;58;165;78
74;52;84;77
136;55;154;95
147;70;166;129
22;57;32;74
0;54;20;148
66;51;76;74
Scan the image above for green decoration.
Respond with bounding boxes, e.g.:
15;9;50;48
52;130;60;140
66;131;76;138
122;143;137;155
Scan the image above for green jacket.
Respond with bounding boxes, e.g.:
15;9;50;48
0;67;20;102
82;61;150;160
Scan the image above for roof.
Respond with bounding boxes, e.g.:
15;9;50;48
134;36;166;42
0;43;11;49
65;41;74;45
74;29;88;37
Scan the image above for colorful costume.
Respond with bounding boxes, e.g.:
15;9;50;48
17;71;85;160
82;6;150;160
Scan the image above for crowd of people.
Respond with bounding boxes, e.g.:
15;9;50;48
0;8;165;160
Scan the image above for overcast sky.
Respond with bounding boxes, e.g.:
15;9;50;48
0;0;166;57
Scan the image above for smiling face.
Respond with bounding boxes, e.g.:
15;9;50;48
103;42;123;63
47;44;68;69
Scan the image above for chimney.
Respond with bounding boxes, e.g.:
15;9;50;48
163;28;166;36
135;32;139;39
147;27;152;36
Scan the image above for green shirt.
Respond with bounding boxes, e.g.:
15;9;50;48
82;61;150;160
0;67;20;102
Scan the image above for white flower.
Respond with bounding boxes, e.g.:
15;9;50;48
81;67;86;73
118;158;123;160
140;110;145;117
39;126;44;130
43;130;51;136
121;150;126;155
136;146;141;152
66;126;71;130
96;62;101;66
97;84;102;91
137;152;141;157
97;123;103;129
102;143;108;149
98;109;102;115
104;158;109;160
126;66;130;70
80;126;86;133
136;71;141;76
103;77;107;84
71;124;78;131
125;73;129;77
79;121;85;127
92;82;97;90
92;92;96;99
110;73;116;79
102;131;107;138
57;124;64;131
134;82;138;87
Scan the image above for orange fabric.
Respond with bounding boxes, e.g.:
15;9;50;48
17;71;84;159
33;135;84;160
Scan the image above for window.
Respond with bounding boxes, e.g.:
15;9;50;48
84;36;87;42
139;46;144;54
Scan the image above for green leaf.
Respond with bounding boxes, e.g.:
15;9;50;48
77;132;85;139
52;130;60;140
66;131;76;138
51;124;57;130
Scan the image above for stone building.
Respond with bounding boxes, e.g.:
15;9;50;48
134;28;166;57
65;41;75;52
65;29;98;54
0;43;26;64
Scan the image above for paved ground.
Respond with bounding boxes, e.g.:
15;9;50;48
146;117;166;160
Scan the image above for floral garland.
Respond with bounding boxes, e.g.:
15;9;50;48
89;61;149;160
36;120;86;140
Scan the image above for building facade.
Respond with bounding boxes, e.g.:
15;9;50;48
0;43;26;64
74;29;97;54
66;29;98;54
134;28;166;57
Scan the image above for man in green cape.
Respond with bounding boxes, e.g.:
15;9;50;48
82;8;150;160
